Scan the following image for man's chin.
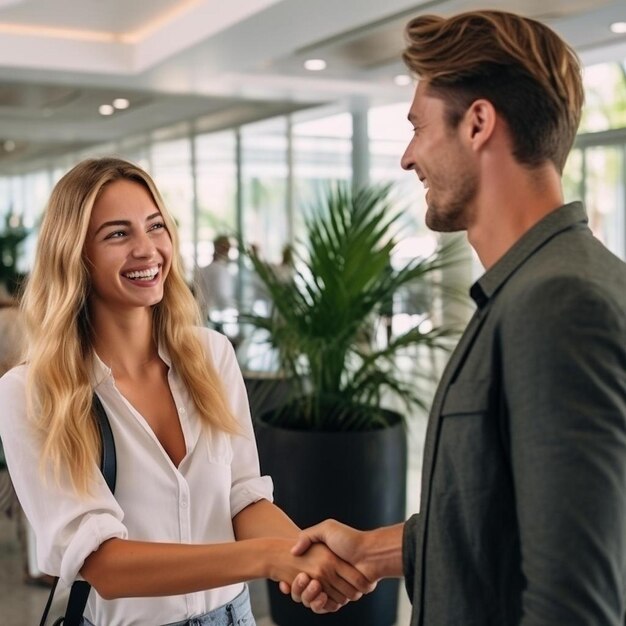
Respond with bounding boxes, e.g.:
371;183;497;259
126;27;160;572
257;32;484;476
425;208;465;233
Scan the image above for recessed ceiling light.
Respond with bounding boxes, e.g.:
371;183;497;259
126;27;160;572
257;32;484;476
304;58;327;71
99;104;114;116
113;98;130;110
394;74;412;86
610;22;626;34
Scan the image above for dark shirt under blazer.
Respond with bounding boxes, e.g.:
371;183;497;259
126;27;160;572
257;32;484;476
403;202;626;625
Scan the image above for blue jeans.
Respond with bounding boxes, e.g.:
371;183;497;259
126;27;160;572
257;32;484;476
82;585;256;626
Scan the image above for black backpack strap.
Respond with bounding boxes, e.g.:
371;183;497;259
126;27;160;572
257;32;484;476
62;580;93;626
40;394;116;626
39;577;59;626
93;394;117;493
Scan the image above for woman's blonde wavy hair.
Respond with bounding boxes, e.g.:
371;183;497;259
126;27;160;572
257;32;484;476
21;157;239;495
403;10;584;173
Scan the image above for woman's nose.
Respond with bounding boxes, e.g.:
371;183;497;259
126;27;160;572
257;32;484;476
131;232;156;257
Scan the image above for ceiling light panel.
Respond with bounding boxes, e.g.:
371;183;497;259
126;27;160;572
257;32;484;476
304;58;327;71
113;98;130;109
98;104;114;116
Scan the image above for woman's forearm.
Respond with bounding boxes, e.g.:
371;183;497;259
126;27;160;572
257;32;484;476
233;498;300;540
81;536;280;600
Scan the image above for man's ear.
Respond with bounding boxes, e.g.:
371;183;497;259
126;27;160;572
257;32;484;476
463;99;497;151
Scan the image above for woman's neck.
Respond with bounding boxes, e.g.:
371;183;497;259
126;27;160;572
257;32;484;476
91;307;159;380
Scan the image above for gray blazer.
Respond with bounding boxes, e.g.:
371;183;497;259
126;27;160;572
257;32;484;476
404;203;626;625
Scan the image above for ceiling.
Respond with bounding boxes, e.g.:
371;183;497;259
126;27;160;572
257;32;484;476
0;0;624;170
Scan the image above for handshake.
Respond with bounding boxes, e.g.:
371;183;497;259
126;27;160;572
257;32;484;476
269;519;402;614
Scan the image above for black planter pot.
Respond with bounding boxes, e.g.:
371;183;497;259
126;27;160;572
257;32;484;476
254;412;407;626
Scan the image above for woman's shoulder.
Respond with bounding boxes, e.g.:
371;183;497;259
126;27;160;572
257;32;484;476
194;326;230;350
0;365;29;433
193;326;235;368
0;363;28;391
0;364;28;408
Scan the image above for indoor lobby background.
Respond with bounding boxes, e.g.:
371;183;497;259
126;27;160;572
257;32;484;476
0;1;625;624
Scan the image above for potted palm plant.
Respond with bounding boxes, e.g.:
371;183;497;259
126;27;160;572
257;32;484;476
243;183;463;626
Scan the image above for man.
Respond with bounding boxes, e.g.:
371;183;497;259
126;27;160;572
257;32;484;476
193;234;237;330
283;10;626;625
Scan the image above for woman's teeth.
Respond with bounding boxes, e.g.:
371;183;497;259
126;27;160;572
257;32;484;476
124;268;158;280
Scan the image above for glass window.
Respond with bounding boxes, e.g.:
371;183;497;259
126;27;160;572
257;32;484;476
0;177;11;220
292;112;352;242
52;156;76;186
580;62;626;133
21;170;51;229
584;146;625;258
194;130;237;268
369;103;409;181
241;117;289;263
369;102;436;254
18;170;52;272
563;148;583;204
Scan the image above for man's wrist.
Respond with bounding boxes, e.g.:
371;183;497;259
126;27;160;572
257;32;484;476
359;525;404;580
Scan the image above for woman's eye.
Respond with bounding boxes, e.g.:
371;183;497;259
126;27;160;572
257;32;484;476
149;222;166;232
105;230;126;240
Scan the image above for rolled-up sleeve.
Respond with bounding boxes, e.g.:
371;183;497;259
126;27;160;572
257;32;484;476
210;333;274;517
0;368;127;586
59;510;128;585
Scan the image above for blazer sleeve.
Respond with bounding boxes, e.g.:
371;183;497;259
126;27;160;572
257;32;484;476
502;275;626;625
403;513;420;602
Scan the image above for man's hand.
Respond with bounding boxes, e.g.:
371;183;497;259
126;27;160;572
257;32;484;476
267;536;373;613
278;519;378;612
279;519;405;612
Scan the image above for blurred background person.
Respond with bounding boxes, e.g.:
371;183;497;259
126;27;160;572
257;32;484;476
194;234;238;334
273;244;295;286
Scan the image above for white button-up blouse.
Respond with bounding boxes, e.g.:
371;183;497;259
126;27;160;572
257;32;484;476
0;328;274;626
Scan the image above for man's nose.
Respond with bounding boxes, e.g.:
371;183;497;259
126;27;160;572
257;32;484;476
400;144;414;171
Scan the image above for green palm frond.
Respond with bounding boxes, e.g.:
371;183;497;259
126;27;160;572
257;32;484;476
243;182;467;430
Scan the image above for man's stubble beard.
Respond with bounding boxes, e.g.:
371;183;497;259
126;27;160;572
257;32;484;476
424;168;477;233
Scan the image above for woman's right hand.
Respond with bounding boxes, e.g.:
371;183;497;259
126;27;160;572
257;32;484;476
265;537;375;612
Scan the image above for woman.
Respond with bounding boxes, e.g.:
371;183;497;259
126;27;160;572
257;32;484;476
0;158;371;625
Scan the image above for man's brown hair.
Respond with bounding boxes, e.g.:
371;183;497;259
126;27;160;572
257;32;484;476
403;10;584;173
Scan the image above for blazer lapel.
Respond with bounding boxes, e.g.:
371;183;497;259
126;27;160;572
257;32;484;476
412;306;490;624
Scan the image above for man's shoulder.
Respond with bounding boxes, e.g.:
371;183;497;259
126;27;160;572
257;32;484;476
498;265;625;342
504;229;626;307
